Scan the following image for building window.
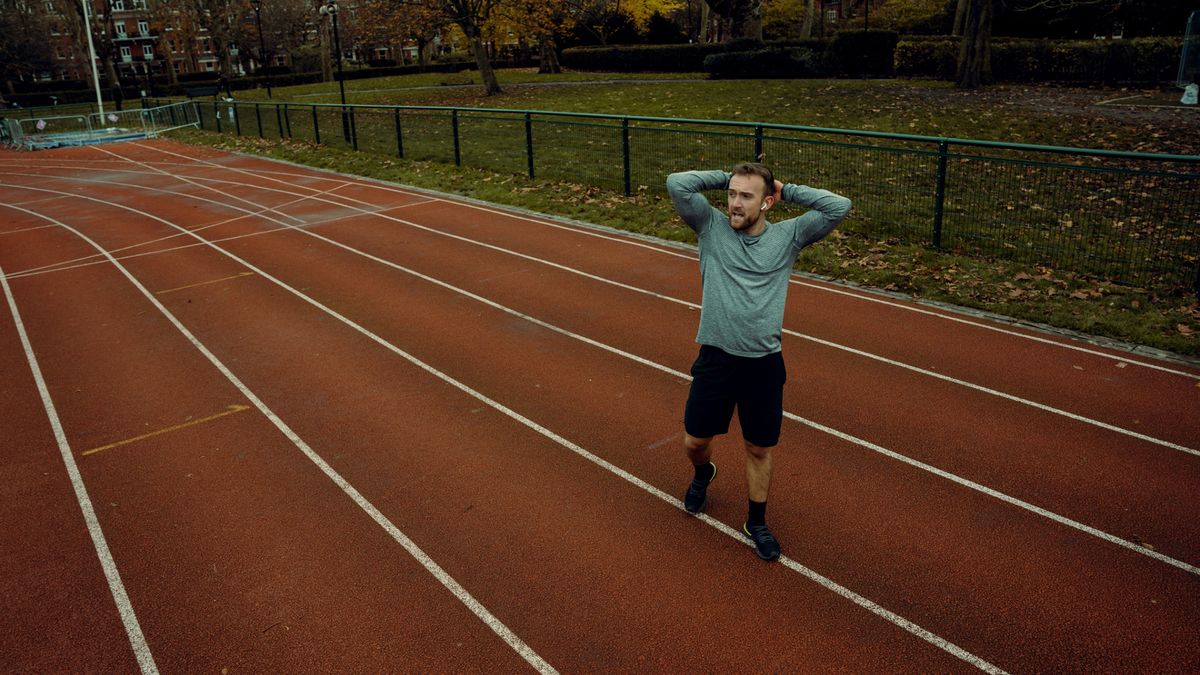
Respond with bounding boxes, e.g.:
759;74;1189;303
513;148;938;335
115;21;126;37
143;44;154;59
138;20;148;35
120;45;132;62
112;0;125;10
132;0;145;8
204;61;215;71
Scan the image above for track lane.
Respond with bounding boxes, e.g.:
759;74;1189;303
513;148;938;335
17;147;1194;453
21;164;1190;566
0;264;141;672
4;179;986;671
25;171;1199;672
0;205;546;672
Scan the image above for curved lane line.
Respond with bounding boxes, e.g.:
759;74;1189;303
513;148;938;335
0;199;557;675
0;245;159;674
132;144;1198;380
0;182;1006;675
7;164;1192;459
3;172;1195;574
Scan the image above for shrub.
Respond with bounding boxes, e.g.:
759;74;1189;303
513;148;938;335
561;43;726;71
704;46;822;79
826;30;900;77
896;36;1182;83
894;37;957;78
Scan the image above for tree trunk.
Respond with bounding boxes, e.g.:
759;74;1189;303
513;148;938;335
956;0;992;89
470;36;501;95
538;36;560;74
952;0;968;36
699;0;709;42
800;0;815;38
320;20;332;82
163;45;178;87
731;0;763;40
417;37;430;68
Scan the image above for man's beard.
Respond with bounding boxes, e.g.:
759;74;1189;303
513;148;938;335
729;209;760;231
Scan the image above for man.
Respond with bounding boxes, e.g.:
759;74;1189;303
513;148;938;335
666;163;851;561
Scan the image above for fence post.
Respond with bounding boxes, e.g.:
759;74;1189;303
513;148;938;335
452;109;461;166
350;107;358;151
255;103;263;138
621;117;631;197
525;112;534;179
233;102;242;136
283;103;291;138
214;101;222;133
394;108;404;158
312;105;320;145
932;140;948;249
275;104;284;138
168;104;176;126
754;125;763;161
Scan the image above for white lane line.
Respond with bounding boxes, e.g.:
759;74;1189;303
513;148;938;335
7;167;1193;456
41;164;1200;576
0;244;159;675
3;182;1006;674
0;200;556;675
112;144;1200;382
1;223;62;235
141;147;1194;379
137;191;1197;578
370;182;1200;380
0;172;356;279
8;164;1195;459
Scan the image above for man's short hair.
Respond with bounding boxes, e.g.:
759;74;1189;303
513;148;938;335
730;162;775;197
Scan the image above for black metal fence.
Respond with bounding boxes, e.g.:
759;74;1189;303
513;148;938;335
148;97;1200;295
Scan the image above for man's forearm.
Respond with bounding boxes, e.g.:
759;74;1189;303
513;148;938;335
666;170;729;231
781;183;852;221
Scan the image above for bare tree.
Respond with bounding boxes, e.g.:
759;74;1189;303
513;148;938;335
405;0;503;94
704;0;762;40
0;0;55;93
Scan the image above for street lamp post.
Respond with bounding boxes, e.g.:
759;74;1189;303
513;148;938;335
250;0;272;97
319;0;350;143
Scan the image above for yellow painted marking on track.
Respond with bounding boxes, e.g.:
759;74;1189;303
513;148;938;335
81;404;250;457
156;271;255;295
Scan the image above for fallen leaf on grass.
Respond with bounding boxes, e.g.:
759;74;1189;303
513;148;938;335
1177;324;1195;336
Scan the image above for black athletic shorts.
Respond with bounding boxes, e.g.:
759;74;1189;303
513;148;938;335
683;344;787;448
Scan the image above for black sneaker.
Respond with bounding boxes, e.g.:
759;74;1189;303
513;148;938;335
742;522;781;561
683;462;717;515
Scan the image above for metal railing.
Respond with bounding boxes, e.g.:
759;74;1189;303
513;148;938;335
148;97;1200;295
3;100;199;150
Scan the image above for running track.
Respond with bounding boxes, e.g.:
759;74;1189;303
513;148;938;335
1;139;1197;672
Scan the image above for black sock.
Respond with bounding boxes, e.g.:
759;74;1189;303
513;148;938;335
693;461;714;483
747;500;767;527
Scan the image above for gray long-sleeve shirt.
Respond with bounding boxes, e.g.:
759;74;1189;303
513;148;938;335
667;169;851;357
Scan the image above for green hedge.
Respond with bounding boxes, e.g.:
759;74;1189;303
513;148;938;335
704;46;822;79
896;36;1183;83
826;30;900;77
561;43;727;72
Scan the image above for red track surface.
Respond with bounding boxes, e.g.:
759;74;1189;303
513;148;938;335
1;139;1197;672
